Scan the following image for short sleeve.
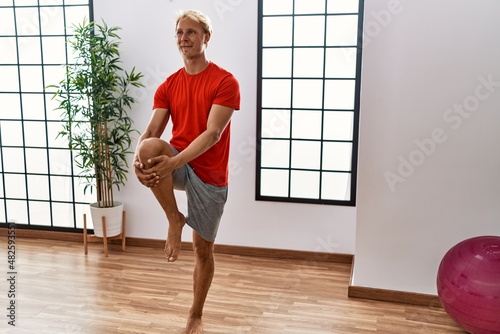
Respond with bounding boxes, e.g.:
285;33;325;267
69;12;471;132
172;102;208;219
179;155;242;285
214;74;240;111
152;80;169;110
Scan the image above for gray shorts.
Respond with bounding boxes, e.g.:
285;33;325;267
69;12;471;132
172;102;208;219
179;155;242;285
170;145;228;242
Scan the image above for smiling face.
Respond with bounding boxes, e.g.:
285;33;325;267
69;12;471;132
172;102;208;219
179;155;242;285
176;17;211;61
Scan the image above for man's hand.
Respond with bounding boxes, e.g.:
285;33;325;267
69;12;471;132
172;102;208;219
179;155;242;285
134;154;181;188
144;154;180;176
134;159;160;188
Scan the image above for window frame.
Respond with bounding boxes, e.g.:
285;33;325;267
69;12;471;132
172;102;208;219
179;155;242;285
0;0;94;230
256;0;364;206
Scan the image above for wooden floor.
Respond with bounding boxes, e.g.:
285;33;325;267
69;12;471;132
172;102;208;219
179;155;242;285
0;237;465;334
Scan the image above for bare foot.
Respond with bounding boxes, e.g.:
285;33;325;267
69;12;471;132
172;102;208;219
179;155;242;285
185;317;203;334
164;213;185;262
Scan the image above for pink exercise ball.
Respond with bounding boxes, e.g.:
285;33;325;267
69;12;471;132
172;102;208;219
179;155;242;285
437;236;500;334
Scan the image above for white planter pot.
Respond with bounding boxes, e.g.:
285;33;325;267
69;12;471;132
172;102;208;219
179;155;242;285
89;201;124;238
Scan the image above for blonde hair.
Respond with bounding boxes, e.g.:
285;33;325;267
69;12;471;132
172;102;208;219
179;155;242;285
175;9;213;35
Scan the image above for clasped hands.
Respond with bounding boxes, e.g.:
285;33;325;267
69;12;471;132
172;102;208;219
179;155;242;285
134;155;178;188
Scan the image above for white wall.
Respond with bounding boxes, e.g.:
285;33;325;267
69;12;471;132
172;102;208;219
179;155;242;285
353;0;500;294
92;0;356;255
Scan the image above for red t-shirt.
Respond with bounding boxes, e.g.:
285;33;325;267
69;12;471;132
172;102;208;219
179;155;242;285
152;62;240;186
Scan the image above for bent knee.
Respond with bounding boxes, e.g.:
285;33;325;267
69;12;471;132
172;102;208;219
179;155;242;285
137;138;172;161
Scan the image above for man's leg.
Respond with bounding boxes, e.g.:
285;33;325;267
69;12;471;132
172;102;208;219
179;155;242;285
136;138;185;262
185;231;215;334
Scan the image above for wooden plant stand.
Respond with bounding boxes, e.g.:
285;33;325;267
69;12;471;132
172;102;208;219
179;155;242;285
83;211;126;257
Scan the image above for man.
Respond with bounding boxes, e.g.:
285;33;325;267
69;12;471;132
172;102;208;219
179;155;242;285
133;9;240;334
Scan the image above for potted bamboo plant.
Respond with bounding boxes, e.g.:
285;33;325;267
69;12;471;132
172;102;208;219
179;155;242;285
51;19;143;237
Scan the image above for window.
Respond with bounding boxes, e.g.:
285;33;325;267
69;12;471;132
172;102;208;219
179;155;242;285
0;0;93;229
256;0;364;206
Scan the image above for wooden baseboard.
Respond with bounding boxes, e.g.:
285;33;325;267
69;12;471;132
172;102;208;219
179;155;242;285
214;243;353;264
0;228;84;242
0;226;352;264
347;256;442;307
348;285;442;307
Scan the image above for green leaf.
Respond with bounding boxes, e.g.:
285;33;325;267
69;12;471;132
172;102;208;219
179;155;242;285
46;18;144;200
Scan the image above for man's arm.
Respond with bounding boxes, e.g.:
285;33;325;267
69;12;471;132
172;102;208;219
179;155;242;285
137;108;170;145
